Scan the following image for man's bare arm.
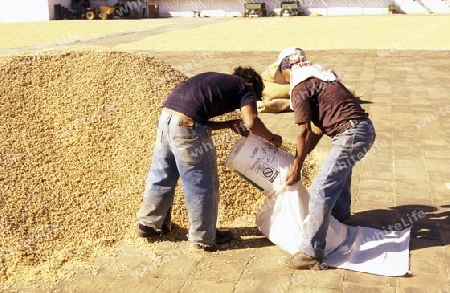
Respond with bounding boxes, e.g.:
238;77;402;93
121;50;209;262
240;105;282;147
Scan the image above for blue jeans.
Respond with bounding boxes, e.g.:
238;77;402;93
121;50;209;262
138;110;219;247
301;119;376;259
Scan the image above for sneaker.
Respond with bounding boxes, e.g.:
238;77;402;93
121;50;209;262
278;252;323;270
216;229;233;245
136;223;170;238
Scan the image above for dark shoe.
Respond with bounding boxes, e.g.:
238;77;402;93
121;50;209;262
136;223;170;238
137;208;172;237
189;230;233;251
191;243;218;252
338;216;353;225
216;229;233;245
278;252;323;270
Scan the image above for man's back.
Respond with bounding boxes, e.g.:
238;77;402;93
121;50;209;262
163;72;256;124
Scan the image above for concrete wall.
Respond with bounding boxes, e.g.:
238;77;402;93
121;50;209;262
157;0;248;17
301;0;393;15
0;0;50;22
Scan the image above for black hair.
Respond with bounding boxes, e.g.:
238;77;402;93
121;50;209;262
279;55;291;71
232;66;264;101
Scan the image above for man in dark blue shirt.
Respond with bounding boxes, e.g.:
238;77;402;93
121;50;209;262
137;67;282;251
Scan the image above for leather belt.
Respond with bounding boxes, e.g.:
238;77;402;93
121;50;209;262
332;117;368;136
162;107;195;128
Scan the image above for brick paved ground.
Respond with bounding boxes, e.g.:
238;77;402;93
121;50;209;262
3;16;450;292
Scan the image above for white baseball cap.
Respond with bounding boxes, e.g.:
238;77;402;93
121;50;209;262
276;47;299;65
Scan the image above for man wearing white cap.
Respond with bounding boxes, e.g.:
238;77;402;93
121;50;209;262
276;48;376;270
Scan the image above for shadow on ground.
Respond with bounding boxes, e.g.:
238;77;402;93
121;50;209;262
353;204;450;250
142;204;450;253
144;225;275;251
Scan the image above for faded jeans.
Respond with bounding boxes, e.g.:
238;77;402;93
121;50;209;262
301;119;376;260
138;110;219;247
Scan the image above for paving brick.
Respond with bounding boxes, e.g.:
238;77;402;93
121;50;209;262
189;258;247;282
409;251;447;278
394;168;428;180
148;253;200;278
395;179;431;198
356;194;395;210
397;277;449;293
290;268;344;291
181;279;235;293
234;270;292;293
343;271;397;291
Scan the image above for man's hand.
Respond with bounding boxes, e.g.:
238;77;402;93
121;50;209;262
286;160;302;186
229;119;249;136
269;134;282;147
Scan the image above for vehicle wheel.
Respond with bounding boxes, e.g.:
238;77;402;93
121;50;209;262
86;11;95;20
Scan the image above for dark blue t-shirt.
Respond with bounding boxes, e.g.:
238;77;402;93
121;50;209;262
163;72;257;124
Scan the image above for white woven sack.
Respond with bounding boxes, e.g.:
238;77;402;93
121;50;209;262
225;133;293;197
256;182;347;255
